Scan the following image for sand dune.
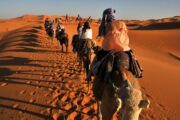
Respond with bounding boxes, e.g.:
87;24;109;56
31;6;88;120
128;30;180;119
0;15;180;120
125;16;180;30
136;22;180;30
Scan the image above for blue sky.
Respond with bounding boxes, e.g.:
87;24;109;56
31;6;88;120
0;0;180;20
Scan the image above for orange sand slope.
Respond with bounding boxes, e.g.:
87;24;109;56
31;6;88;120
0;15;180;120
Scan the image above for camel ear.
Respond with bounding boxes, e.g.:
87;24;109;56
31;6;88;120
139;99;150;108
116;98;122;112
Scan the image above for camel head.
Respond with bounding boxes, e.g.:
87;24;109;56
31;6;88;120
117;86;150;120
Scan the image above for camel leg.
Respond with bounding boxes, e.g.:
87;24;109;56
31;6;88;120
50;37;53;47
49;37;52;47
62;45;64;52
66;46;68;53
97;101;102;120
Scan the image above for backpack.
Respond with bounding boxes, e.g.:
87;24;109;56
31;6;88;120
128;50;143;78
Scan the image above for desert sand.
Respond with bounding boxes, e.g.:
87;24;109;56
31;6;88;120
0;15;180;120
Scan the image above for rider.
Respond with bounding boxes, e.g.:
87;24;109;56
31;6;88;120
79;22;94;51
56;22;66;39
81;22;92;39
72;22;83;52
78;22;96;76
48;20;55;32
57;23;65;32
80;21;96;53
65;14;69;23
76;14;81;21
89;8;143;82
45;18;49;26
77;22;92;53
77;22;83;38
87;16;92;23
44;18;50;32
98;8;116;37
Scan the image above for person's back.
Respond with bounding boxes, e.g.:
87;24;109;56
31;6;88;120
45;18;49;23
79;22;96;55
102;21;130;52
61;28;66;34
77;22;83;38
81;22;92;40
76;14;81;21
56;25;66;38
57;24;64;31
90;8;143;84
50;21;54;29
65;14;68;22
57;24;61;31
81;29;92;40
102;8;116;22
98;8;116;36
45;18;50;27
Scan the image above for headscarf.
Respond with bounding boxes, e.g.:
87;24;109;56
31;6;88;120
82;21;91;32
98;8;116;36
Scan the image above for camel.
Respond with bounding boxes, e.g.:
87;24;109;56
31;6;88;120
56;31;69;53
92;51;150;120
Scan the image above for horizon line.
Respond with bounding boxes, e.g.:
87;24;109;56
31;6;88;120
1;14;180;21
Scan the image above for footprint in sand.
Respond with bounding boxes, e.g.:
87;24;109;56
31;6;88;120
19;90;26;95
67;111;78;120
53;63;57;68
48;88;54;92
13;104;19;108
27;75;31;78
36;81;40;84
145;93;153;100
40;76;43;79
82;107;91;114
18;110;23;115
36;86;40;89
0;83;8;87
48;76;53;81
29;99;35;103
63;103;72;111
40;110;46;114
76;98;83;107
54;73;60;78
156;103;166;111
69;92;76;99
18;67;22;70
52;112;61;120
44;93;51;98
30;91;36;96
46;108;52;114
81;96;91;106
60;95;69;103
47;100;52;104
26;81;32;84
